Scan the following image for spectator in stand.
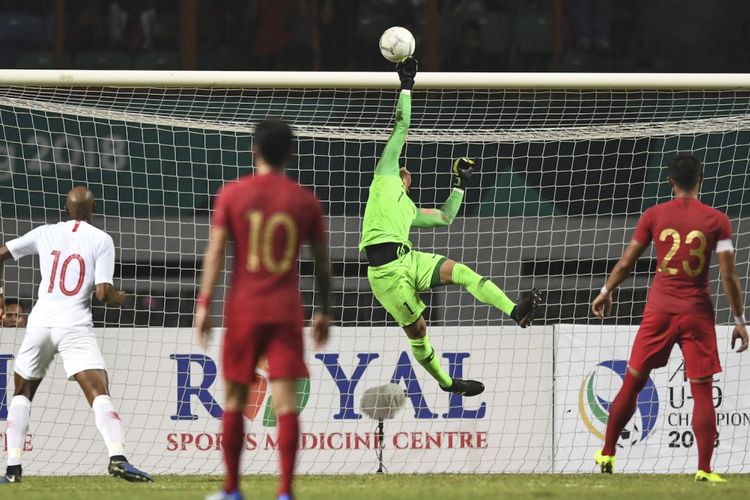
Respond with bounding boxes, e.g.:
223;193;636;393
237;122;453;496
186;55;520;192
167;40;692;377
320;0;360;69
442;20;492;71
67;0;108;52
1;299;27;328
0;0;49;53
570;0;615;53
108;0;177;51
444;0;488;20
249;0;301;69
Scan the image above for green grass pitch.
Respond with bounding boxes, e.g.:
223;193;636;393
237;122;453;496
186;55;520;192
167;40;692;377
1;474;749;500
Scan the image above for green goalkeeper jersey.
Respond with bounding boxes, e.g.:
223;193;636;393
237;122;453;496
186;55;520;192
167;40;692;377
359;90;464;252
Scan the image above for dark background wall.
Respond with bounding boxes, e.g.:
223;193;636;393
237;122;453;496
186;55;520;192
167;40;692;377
1;0;750;73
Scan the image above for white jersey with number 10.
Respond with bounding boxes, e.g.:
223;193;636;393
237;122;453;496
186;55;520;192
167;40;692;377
5;220;115;328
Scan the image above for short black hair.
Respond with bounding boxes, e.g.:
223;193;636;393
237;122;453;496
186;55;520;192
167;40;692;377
668;153;703;190
461;20;481;36
254;119;294;168
4;298;25;313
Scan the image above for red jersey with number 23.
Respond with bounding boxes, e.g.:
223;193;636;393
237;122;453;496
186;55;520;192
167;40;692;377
632;197;732;316
212;171;327;326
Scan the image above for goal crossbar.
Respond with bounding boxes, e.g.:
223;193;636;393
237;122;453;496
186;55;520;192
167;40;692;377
2;70;750;89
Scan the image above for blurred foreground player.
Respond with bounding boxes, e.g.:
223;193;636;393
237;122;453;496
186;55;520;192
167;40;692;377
591;154;748;482
196;119;332;500
360;57;541;397
0;187;152;484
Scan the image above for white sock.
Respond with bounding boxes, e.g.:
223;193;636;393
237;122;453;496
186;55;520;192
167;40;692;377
6;395;31;467
92;395;125;457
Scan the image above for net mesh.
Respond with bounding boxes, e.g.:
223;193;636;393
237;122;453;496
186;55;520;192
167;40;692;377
0;82;749;474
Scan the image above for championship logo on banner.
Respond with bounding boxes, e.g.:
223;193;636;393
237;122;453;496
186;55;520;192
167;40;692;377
578;359;659;447
554;324;750;473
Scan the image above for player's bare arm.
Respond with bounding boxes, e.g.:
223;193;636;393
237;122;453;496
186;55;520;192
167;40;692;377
592;239;646;319
0;245;11;322
195;225;229;349
310;242;332;350
95;284;126;307
717;249;749;352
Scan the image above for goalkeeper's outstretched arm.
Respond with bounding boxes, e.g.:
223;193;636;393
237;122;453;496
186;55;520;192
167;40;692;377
412;158;474;228
374;57;417;177
412;189;463;227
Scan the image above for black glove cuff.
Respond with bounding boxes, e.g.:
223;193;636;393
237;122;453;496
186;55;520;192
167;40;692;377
400;79;415;91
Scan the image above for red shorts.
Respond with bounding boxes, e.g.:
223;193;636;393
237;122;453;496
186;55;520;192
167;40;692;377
629;309;722;379
222;321;308;384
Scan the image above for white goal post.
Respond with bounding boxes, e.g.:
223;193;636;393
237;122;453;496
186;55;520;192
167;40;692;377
0;70;749;476
3;69;750;88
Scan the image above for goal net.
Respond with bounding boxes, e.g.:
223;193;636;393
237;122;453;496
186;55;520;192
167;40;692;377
0;71;749;475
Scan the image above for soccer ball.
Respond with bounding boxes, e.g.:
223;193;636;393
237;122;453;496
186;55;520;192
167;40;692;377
618;422;641;448
379;26;415;63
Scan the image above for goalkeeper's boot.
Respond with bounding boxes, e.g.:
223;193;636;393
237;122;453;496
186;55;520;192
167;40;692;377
695;470;727;483
108;456;154;482
511;288;542;328
594;449;615;474
0;465;21;484
440;379;485;397
205;490;244;500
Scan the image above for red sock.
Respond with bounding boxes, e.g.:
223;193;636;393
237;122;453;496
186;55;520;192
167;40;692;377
277;413;299;496
602;372;647;456
222;410;244;493
691;382;716;473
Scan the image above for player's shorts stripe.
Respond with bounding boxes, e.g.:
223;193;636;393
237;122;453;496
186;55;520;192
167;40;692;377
421;348;436;365
430;256;448;288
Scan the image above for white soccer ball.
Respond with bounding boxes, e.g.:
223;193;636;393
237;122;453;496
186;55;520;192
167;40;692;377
379;26;415;63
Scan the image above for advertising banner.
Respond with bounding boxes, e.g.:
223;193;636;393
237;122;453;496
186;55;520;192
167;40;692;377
554;324;750;473
0;325;551;475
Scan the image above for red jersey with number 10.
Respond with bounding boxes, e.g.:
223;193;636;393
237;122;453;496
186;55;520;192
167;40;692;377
632;197;732;316
212;171;327;325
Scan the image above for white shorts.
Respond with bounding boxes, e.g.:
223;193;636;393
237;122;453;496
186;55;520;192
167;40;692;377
14;327;107;381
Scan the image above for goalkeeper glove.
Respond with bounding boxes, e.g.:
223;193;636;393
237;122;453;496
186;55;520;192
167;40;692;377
396;57;418;91
452;157;475;189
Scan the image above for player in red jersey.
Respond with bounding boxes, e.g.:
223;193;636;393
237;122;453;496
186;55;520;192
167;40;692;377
195;119;332;500
591;154;748;482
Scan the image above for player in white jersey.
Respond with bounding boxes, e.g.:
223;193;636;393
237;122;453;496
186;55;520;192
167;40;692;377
0;187;152;484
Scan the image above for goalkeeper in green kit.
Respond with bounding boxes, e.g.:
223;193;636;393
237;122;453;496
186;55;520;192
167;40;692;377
360;57;542;397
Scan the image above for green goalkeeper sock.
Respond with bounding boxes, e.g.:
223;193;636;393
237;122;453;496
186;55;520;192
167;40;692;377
408;335;452;388
452;263;516;316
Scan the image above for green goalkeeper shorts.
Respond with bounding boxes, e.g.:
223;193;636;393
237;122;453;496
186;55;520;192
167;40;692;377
367;250;447;327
